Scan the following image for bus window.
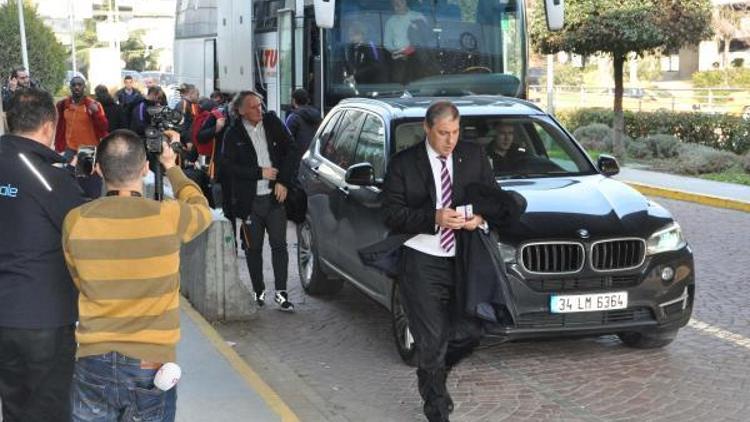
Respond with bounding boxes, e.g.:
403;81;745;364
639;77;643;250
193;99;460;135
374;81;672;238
323;0;526;109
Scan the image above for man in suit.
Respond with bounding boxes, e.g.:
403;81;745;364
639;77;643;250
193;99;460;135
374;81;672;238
383;100;494;422
222;91;298;312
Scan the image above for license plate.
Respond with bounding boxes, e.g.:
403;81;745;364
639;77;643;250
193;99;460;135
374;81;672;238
550;292;628;314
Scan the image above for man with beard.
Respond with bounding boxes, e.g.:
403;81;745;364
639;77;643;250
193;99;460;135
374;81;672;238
54;76;109;198
2;67;34;111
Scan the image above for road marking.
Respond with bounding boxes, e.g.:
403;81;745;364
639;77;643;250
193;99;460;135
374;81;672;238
689;318;750;351
181;298;300;422
626;181;750;213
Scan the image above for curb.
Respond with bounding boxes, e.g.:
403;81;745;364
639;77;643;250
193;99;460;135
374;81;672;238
180;298;300;422
625;181;750;213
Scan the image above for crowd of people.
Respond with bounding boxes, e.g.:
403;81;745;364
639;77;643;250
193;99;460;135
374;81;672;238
0;65;322;421
0;63;497;422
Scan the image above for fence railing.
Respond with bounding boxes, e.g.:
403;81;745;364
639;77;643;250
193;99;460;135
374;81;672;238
528;85;750;115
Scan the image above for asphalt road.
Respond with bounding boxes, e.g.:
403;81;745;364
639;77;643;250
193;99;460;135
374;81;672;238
216;197;750;421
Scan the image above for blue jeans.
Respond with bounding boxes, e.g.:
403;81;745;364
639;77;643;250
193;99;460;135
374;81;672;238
71;352;177;422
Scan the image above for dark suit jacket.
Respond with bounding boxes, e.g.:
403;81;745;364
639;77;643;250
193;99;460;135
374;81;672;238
222;113;298;219
383;140;495;236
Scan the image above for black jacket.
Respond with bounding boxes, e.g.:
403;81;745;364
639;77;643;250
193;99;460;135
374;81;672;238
101;100;126;131
383;140;495;236
285;105;321;152
222;113;298;219
0;135;88;328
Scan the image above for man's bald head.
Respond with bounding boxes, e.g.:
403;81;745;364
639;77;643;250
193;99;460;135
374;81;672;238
97;129;147;186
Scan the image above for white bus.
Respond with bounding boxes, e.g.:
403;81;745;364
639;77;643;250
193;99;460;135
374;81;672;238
174;0;563;116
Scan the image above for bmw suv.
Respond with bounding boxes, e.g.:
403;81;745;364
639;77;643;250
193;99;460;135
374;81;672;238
296;96;694;364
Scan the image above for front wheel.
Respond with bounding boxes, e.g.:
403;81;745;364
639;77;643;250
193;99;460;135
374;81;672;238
391;281;417;367
296;219;342;295
618;328;679;349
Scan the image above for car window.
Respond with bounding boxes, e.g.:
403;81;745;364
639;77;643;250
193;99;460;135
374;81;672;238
353;114;386;180
486;117;594;177
317;111;343;153
321;110;366;169
393;121;425;153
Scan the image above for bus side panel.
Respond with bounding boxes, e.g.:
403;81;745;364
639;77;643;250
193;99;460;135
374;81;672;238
217;0;255;93
174;38;213;96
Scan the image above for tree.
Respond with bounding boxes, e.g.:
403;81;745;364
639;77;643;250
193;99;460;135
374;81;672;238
121;30;159;71
531;0;713;159
0;1;67;93
714;2;747;71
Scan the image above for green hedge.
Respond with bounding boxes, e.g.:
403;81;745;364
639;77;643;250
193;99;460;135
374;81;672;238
556;108;750;155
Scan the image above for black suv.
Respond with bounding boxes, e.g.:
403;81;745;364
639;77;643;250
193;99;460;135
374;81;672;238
296;96;694;364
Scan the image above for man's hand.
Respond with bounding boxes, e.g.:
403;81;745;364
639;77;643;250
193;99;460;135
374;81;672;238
160;130;181;170
185;142;194;151
8;77;17;91
274;183;288;203
87;102;100;114
216;117;226;132
262;167;278;181
435;208;465;230
462;214;485;231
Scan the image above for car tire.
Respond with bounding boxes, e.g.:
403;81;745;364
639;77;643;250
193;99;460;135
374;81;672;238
296;219;343;295
391;281;418;367
618;328;679;349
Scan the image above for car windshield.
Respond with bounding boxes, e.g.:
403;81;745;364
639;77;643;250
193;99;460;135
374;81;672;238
393;116;596;178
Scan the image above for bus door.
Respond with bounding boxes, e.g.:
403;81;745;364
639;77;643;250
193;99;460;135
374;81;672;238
277;8;295;119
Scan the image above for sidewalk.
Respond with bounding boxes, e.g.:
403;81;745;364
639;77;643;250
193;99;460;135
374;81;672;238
615;167;750;212
176;300;295;422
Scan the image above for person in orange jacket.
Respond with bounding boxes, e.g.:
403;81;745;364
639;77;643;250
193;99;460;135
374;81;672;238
54;76;109;156
55;76;109;198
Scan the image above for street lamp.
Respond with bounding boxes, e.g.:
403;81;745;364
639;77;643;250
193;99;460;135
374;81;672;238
17;0;29;71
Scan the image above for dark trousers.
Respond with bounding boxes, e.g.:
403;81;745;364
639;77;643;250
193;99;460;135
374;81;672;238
0;324;76;422
241;194;288;293
400;248;481;422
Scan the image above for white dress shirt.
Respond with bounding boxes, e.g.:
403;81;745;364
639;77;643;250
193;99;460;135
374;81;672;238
242;118;273;196
404;141;455;258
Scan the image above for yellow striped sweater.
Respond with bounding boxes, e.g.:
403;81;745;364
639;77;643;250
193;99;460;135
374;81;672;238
62;167;212;363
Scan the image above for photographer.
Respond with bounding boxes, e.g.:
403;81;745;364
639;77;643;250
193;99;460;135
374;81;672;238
130;86;168;136
62;129;212;421
0;88;87;421
2;66;35;112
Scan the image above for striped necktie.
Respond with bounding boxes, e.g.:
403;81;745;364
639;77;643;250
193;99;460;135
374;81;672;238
437;156;455;253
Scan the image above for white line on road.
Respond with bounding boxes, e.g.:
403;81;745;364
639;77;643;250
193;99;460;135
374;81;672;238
689;319;750;351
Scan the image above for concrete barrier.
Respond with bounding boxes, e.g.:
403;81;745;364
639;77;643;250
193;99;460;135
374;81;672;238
146;173;255;321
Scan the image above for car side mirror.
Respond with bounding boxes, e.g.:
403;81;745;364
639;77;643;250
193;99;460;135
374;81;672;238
597;154;620;177
345;162;375;186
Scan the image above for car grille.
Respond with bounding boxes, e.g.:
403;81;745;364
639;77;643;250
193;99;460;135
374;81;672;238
520;242;584;274
591;239;646;271
515;307;654;329
524;275;641;293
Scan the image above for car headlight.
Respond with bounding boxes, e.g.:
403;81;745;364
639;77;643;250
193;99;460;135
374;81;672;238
646;222;687;255
497;242;517;263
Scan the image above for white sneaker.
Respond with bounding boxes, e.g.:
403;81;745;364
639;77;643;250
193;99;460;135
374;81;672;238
274;291;295;313
253;291;266;307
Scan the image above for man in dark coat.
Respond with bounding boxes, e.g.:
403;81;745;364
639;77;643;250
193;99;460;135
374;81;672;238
222;91;298;312
284;88;321;152
383;100;495;422
0;87;88;421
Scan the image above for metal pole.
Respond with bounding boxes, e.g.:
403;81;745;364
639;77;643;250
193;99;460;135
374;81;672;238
69;0;77;73
546;54;555;115
17;0;29;71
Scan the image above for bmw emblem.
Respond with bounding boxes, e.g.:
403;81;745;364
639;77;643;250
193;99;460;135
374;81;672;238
577;229;590;239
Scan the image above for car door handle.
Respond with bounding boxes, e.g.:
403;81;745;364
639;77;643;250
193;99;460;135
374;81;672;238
309;166;320;177
337;186;349;196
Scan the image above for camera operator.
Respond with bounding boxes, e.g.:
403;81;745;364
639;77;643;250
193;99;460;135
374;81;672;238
62;129;212;421
130;86;168;136
0;87;88;421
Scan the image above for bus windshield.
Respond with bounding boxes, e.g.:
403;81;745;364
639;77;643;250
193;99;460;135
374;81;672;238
324;0;526;108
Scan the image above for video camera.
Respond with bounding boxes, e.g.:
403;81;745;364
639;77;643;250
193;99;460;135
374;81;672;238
74;145;96;178
144;105;184;155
